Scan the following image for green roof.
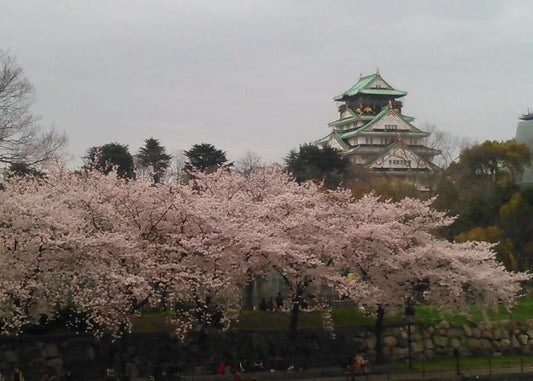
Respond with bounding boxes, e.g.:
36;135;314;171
333;73;407;101
400;115;415;123
314;135;331;144
314;131;349;149
410;146;441;156
339;145;386;156
358;107;424;134
328;113;375;127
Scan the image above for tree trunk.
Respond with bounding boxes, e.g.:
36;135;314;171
243;283;254;310
375;305;385;364
288;301;300;339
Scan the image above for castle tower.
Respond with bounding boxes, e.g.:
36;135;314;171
315;71;440;177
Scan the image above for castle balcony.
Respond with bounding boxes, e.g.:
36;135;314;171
391;100;403;110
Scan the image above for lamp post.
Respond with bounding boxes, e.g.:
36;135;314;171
405;299;415;371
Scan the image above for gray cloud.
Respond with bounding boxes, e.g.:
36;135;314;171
1;0;532;166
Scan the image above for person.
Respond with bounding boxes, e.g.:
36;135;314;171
275;292;284;310
216;360;226;375
63;369;72;381
266;297;274;311
12;368;24;381
231;362;241;381
259;298;267;311
252;361;264;372
347;356;357;380
355;354;368;375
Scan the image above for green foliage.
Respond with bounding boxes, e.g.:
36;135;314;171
331;308;377;326
412;294;533;325
133;294;533;333
184;143;229;172
7;162;45;179
393;355;533;372
447;140;530;187
435;140;533;271
454;226;504;243
285;144;348;188
136;137;172;183
131;312;176;333
85;142;135;179
351;176;432;201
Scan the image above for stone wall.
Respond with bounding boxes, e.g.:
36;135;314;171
355;319;533;362
1;319;533;379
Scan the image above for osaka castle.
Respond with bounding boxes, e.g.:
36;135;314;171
315;71;440;176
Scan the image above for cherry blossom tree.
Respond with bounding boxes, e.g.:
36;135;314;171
0;165;528;343
182;168;529;338
0;167;206;337
326;194;529;360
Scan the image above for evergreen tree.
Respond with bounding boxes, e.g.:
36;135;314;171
285;144;348;188
184;143;229;172
136;138;172;183
7;162;45;179
85;143;135;179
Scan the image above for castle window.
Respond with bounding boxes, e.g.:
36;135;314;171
388;159;412;166
385;124;397;130
365;137;373;144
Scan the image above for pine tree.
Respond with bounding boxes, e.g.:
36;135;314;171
136;138;172;183
184;143;229;172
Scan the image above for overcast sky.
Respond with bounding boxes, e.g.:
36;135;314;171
1;1;532;166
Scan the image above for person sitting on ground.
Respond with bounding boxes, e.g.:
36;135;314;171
355;354;368;375
216;360;226;375
275;292;284;310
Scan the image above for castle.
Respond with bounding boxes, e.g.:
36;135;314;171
315;71;440;178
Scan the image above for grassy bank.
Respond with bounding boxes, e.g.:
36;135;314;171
133;294;533;332
391;354;533;372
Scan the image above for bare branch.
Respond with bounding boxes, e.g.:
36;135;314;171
0;50;67;167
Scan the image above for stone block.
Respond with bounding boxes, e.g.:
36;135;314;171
392;346;408;359
500;338;511;349
412;340;425;353
467;338;481;349
480;338;492;349
434;335;447;347
450;338;461;349
397;336;407;348
519;334;529;345
366;336;376;349
447;328;463;337
383;336;397;347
